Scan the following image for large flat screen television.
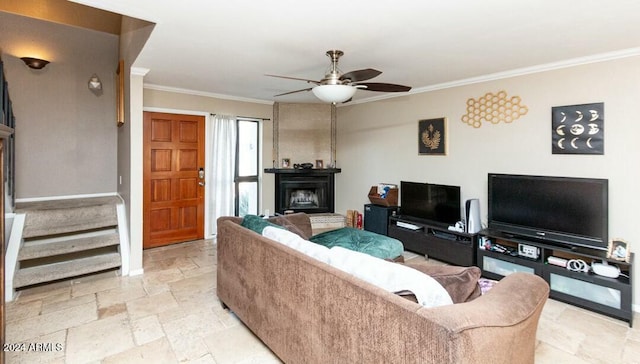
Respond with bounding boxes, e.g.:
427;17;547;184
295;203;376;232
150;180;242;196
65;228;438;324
487;174;608;250
400;181;461;226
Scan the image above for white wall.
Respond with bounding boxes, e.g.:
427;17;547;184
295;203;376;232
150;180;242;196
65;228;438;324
336;56;640;304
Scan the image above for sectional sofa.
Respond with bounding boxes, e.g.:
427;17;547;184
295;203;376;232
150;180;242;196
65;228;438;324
216;214;549;363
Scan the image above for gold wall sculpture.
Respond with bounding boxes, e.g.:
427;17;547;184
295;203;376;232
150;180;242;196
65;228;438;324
461;91;528;128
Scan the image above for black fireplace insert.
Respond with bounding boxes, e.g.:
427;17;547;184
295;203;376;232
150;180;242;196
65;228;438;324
266;168;340;214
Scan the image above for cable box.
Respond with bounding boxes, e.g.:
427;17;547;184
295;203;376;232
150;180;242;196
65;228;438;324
396;221;422;230
518;243;540;259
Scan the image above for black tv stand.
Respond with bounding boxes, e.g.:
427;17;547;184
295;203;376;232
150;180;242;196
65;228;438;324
388;216;477;266
478;228;633;326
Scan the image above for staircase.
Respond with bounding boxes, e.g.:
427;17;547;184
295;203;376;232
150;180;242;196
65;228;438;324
12;196;124;289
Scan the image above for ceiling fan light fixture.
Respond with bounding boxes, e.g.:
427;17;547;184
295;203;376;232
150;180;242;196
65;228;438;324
312;84;356;103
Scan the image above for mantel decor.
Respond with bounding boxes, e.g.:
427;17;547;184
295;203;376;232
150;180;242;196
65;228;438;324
418;117;447;155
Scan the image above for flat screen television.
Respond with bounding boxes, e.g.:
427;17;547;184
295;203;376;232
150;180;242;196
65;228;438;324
487;174;608;250
400;181;461;226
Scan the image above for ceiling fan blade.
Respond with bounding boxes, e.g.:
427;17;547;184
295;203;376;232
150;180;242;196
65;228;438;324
354;82;412;92
265;74;321;85
274;87;313;97
339;68;382;83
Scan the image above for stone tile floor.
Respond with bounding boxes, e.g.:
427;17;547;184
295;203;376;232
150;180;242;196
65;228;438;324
4;240;640;363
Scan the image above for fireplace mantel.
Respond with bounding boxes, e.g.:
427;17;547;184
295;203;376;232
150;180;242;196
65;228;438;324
264;168;341;174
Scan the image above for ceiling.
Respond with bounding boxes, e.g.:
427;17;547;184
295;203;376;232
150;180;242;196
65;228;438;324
70;0;640;105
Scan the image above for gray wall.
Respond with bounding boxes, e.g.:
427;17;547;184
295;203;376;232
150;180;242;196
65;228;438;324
0;12;118;199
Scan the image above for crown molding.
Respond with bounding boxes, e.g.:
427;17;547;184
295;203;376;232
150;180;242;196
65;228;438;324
347;47;640;106
143;83;274;105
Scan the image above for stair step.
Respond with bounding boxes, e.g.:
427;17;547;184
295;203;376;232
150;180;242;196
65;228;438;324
18;233;120;261
15;196;121;211
14;252;121;289
21;203;118;239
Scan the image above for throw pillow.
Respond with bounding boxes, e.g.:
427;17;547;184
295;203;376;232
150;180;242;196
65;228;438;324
328;246;452;307
270;214;312;240
402;262;482;303
241;214;283;234
309;227;404;260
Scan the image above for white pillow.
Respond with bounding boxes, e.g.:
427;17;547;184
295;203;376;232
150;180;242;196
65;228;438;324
262;226;330;263
328;246;452;307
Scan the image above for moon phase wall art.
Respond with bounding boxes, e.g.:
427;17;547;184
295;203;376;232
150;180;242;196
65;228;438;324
552;102;604;155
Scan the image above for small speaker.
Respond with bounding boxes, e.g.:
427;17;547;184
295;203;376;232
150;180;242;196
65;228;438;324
465;198;481;234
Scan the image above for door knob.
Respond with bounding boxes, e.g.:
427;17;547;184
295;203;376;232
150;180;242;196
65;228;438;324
198;167;205;186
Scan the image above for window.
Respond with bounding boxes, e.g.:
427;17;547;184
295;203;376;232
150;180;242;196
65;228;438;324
235;119;260;216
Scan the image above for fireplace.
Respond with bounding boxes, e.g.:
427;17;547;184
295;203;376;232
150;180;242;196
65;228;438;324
266;168;340;214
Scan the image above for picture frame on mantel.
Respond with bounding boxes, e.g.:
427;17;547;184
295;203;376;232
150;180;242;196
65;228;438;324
418;117;447;155
116;59;124;127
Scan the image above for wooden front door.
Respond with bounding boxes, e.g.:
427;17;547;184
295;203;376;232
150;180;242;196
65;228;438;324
143;112;205;248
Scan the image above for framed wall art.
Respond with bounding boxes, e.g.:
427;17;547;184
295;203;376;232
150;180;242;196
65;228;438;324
607;239;630;263
552;102;603;155
418;117;447;155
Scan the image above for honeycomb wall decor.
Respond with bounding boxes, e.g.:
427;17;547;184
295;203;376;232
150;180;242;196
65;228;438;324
461;91;528;128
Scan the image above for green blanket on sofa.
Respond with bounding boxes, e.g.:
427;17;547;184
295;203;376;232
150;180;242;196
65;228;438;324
309;227;404;260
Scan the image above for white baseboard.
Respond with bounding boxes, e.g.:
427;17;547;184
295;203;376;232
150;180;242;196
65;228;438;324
129;268;144;276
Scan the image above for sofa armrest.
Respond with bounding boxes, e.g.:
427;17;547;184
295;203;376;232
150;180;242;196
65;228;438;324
417;273;549;364
217;216;243;225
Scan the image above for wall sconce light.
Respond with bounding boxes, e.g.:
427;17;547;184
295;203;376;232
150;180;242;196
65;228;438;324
88;74;102;91
20;57;50;70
